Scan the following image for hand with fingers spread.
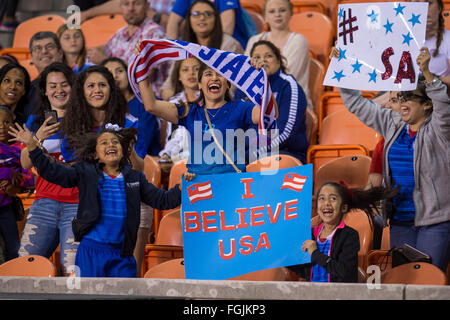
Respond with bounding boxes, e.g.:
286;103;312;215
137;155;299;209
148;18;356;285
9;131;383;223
35;117;61;143
183;171;196;182
8;123;38;150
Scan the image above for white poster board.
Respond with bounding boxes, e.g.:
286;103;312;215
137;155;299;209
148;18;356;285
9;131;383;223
323;2;428;91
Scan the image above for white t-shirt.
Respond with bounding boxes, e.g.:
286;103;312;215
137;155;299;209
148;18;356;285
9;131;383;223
424;29;450;77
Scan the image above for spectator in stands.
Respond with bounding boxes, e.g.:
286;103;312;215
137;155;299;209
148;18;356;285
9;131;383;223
138;61;264;177
60;65;144;171
245;0;313;109
25;32;64;119
159;57;201;164
74;0;174;28
166;0;257;49
0;106;34;261
9;124;182;278
18;62;79;276
57;24;93;74
86;0;169;97
290;182;397;283
160;0;243;101
0;63;31;126
102;57;161;276
235;40;308;163
336;47;450;272
419;0;450;86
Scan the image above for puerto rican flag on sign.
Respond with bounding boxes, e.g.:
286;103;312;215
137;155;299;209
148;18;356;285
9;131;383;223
187;181;213;204
281;173;307;193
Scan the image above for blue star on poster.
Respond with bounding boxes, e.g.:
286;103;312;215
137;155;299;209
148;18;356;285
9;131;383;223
323;2;427;91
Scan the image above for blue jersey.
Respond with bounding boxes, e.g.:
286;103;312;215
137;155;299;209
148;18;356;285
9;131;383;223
177;100;254;175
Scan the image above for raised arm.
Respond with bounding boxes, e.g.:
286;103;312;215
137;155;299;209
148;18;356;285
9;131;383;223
138;76;180;124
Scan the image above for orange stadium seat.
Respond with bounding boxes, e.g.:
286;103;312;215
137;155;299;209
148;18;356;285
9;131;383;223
228;267;298;281
240;0;263;14
319;109;382;153
144;257;185;279
289;11;333;66
143;155;162;188
305;108;318;146
343;209;373;271
366;249;392;276
246;154;302;172
0;255;57;277
248;11;266;33
382;262;448;285
13;15;66;49
0;48;30;61
291;1;327;14
445;0;450;11
314;154;371;195
141;210;184;276
18;59;39;81
168;158;188;189
444;10;450;30
307;144;370;183
308;58;326;112
81;14;127;48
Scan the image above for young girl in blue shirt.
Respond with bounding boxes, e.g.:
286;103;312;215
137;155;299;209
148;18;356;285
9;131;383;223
9;124;182;277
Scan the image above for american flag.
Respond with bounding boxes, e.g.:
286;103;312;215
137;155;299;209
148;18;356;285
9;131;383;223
281;173;307;193
187;180;213;205
128;39;277;134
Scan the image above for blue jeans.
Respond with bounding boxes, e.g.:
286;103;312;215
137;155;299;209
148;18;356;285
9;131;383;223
390;220;450;272
19;198;79;275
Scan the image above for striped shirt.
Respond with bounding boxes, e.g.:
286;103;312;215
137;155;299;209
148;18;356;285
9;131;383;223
84;173;127;244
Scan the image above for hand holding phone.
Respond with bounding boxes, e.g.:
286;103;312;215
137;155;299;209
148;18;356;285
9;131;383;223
44;110;58;125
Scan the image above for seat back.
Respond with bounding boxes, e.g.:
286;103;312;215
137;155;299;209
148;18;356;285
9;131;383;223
228;267;297;281
168;159;188;189
308;58;325;111
246;154;302;172
444;10;450;30
156;210;183;246
0;255;57;277
319;109;381;153
248;11;266;33
81;14;127;48
0;48;31;61
288;12;333;65
314;154;371;195
382;262;447;285
291;1;327;14
19;59;39;81
143;258;186;279
13;15;66;49
143;155;162;188
240;0;264;15
305;108;318;146
343;209;373;270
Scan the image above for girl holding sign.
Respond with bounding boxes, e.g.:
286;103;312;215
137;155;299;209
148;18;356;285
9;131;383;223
9;124;182;277
293;182;397;283
337;47;450;272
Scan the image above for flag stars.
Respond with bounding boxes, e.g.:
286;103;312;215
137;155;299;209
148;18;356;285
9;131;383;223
351;59;363;73
408;13;421;27
338;47;347;61
332;70;346;82
394;3;406;16
368;69;377;83
367;10;379;23
338;8;344;20
383;19;394;34
402;32;414;46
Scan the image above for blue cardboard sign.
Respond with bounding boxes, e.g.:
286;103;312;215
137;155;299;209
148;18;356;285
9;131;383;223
181;164;313;280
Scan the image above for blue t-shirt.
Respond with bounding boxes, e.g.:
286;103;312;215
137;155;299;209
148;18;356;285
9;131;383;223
311;233;333;283
171;0;257;49
177;100;254;175
84;173;127;244
128;96;161;156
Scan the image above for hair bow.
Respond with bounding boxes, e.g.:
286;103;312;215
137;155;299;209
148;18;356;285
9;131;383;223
104;123;121;131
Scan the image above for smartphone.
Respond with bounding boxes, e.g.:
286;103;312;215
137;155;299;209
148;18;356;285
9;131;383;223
44;110;58;125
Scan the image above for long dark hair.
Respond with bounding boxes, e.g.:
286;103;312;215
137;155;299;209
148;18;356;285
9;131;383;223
61;65;128;151
250;40;288;73
74;126;138;169
316;181;398;227
182;0;223;49
0;63;31;125
100;57;133;95
30;62;75;131
434;0;445;57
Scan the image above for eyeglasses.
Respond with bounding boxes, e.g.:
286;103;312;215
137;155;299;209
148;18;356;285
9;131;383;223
32;43;57;53
397;92;427;103
190;11;214;19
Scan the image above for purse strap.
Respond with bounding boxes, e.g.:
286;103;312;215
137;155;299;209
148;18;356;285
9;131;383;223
203;107;242;173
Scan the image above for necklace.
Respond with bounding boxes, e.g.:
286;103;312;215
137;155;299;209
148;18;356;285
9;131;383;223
206;107;222;118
